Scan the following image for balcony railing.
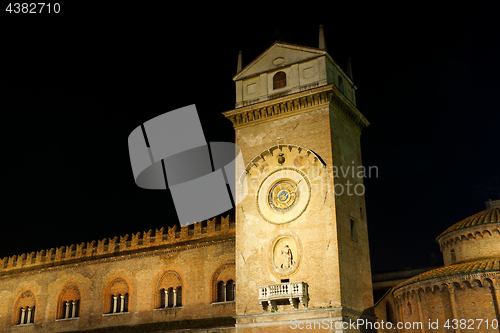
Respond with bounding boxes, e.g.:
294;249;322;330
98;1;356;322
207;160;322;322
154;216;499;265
258;282;308;311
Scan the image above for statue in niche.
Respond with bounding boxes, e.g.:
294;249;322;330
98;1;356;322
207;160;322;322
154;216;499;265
281;245;293;269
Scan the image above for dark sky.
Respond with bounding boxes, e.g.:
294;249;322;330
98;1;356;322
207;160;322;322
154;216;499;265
1;6;499;273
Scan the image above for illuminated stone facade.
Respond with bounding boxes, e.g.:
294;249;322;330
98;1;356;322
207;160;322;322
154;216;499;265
0;218;236;332
0;37;375;332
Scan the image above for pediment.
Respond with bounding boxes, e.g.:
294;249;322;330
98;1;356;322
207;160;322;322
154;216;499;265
234;41;326;81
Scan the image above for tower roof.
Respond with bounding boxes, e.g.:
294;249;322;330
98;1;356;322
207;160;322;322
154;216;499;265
436;207;500;242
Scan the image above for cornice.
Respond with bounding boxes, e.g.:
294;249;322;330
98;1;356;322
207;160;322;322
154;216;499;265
222;84;369;135
438;223;500;251
393;271;499;298
392;258;500;296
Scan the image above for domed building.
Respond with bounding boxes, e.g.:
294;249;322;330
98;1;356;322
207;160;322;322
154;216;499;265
375;202;500;332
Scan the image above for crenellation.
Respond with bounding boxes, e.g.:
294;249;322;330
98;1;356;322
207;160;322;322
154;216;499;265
75;242;85;258
180;224;189;238
168;224;178;242
109;236;118;253
97;238;107;255
19;253;27;267
0;215;236;275
131;232;139;248
67;244;75;258
55;246;63;261
156;227;165;240
144;229;153;245
48;248;56;261
28;251;36;265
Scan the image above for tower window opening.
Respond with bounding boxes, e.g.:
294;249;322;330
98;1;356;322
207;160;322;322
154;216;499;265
350;218;357;241
338;75;345;94
451;249;456;263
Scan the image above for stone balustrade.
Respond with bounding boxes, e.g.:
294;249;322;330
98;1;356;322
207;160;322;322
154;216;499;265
258;281;308;311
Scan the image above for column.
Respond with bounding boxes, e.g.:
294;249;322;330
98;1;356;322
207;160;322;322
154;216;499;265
65;301;70;319
20;308;26;325
164;289;168;308
26;307;32;324
448;284;460;333
112;296;118;313
223;283;226;302
120;295;125;312
72;301;77;318
173;289;177;307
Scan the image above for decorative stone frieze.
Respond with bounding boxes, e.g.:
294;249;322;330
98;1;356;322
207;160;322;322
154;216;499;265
223;84;369;135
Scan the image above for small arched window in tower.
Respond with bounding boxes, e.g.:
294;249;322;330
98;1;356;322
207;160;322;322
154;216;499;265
451;249;456;264
273;71;286;89
226;280;235;301
338;75;345;94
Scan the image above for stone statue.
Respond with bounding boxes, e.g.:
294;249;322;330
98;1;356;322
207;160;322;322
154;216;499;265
281;245;293;269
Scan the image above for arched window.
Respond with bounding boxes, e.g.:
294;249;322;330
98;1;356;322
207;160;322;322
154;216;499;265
176;287;182;306
14;290;36;325
273;71;286;89
157;270;183;308
58;284;81;319
217;281;225;302
215;280;235;302
103;278;130;314
211;262;235;303
338;75;344;94
167;287;174;307
226;280;235;301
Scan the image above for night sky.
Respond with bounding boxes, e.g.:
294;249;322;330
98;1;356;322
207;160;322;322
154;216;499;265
1;6;499;274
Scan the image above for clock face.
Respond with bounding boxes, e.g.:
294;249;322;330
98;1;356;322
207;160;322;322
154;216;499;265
268;179;299;213
257;167;310;224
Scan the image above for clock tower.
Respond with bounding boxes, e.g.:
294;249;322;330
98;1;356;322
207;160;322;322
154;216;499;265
223;26;373;332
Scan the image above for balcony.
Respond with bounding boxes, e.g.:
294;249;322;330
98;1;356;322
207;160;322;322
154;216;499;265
258;282;308;311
